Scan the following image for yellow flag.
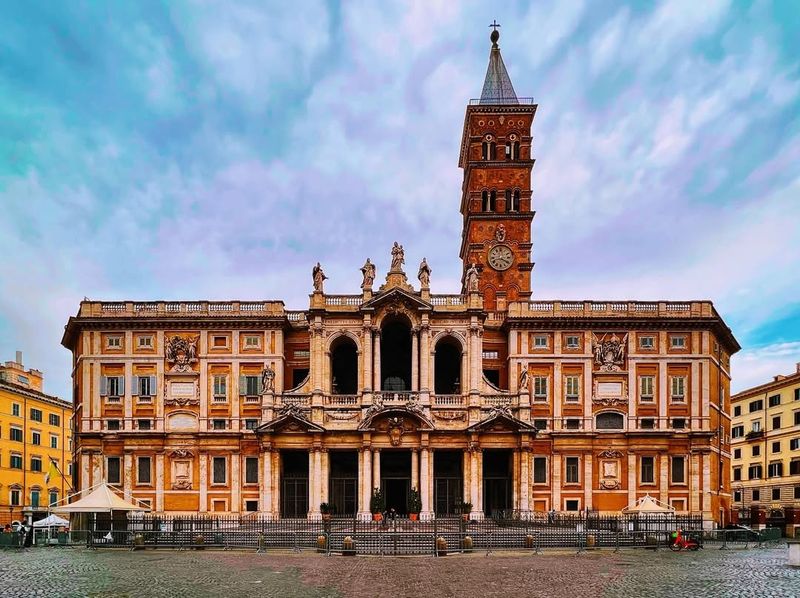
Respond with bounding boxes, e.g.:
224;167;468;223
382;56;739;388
45;459;59;485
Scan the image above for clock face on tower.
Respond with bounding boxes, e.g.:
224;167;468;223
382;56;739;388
488;245;514;271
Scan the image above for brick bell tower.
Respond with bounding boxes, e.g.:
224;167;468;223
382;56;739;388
458;25;537;311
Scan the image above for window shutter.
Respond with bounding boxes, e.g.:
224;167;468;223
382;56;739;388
149;375;157;395
99;376;108;396
131;376;139;395
118;375;125;395
239;375;247;396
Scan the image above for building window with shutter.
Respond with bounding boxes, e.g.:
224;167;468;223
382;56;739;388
565;375;580;402
533;376;549;401
670;376;685;402
748;464;762;479
671;456;686;484
240;375;260;397
245;419;259;430
212;457;227;485
102;375;124;401
30;408;43;422
32;431;41;445
245;457;259;484
768;462;783;478
639;376;655;402
640;456;655;484
137;456;151;484
49;413;60;426
133;375;156;402
213;375;228;402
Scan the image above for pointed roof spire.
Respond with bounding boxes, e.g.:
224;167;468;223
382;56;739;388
480;21;518;105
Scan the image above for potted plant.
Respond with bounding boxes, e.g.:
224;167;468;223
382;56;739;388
460;502;473;521
407;487;422;521
370;487;385;521
320;502;332;522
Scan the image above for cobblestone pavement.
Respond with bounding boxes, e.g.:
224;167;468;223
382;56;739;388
1;547;798;597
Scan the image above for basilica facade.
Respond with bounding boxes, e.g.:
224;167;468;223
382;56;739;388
62;32;739;524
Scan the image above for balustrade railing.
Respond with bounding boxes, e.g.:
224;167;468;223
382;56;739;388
432;394;466;407
325;295;362;306
430;295;464;306
324;394;360;407
374;391;420;404
88;301;286;317
278;395;311;407
483;394;516;408
508;300;709;318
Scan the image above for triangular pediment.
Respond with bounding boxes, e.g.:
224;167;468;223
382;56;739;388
467;409;537;433
256;411;325;434
362;287;430;311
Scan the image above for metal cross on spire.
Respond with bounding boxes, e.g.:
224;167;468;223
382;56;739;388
489;19;501;32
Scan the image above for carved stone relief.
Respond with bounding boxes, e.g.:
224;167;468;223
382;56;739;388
165;335;199;373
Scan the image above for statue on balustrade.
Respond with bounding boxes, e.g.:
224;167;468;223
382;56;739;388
312;262;327;293
465;262;480;292
390;242;405;271
360;258;376;289
417;258;431;288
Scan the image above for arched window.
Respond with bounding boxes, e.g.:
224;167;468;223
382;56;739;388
514;142;520;159
330;336;358;395
505;142;514;160
504;189;511;211
482;190;496;212
481;142;489;160
489;142;496;160
510;189;520;212
596;412;625;430
434;336;462;394
482;191;489;212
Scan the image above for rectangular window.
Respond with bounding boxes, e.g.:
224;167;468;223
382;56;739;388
533;419;548;431
565;375;580;401
137;335;153;348
795;388;800;401
107;335;122;348
245;419;259;430
670;376;686;401
533;376;548;401
772;415;781;430
749;399;763;412
49;413;60;426
672;418;686;429
50;435;58;449
752;445;760;456
773;488;781;501
31;457;42;472
10;454;22;469
213;375;228;401
294;350;310;359
768;462;783;478
733;405;741;417
639;376;654;402
769;394;781;407
772;441;781;453
137;375;155;397
565;457;579;484
733;490;742;502
533;335;548;348
641;456;655;484
795;486;800;500
245;457;259;484
30;491;40;508
12;403;20;417
30;408;43;422
733;448;741;459
752;420;761;433
670;335;686;349
107;419;121;431
565;499;580;512
212;335;228;348
10;489;21;506
533;457;547;484
733;467;741;481
481;350;499;359
795;411;800;426
10;427;23;442
32;431;41;445
565;418;581;430
640;418;655;429
137;419;151;431
245;500;259;512
639;336;655;350
242;375;260;396
137;457;151;484
748;464;762;479
244;335;261;348
565;335;580;349
212;419;227;430
212;457;227;484
49;491;58;507
752;489;760;501
792;461;800;475
104;375;124;398
107;457;121;484
671;456;686;484
791;438;799;451
732;425;744;438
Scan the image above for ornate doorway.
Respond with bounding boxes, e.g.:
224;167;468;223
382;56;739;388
483;449;512;517
381;450;411;515
280;451;309;518
328;451;358;517
434;450;463;515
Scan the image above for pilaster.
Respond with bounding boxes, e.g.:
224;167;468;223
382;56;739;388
155;452;164;512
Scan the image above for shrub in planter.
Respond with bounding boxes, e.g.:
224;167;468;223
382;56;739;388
461;502;473;521
407;487;422;521
370;487;385;521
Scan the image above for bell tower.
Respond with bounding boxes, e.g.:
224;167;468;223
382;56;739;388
458;25;537;311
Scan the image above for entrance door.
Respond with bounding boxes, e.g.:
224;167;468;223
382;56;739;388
328;451;358;517
380;450;411;516
483;449;512;517
434;450;464;516
281;451;309;518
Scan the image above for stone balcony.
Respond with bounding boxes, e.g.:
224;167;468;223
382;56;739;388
81;300;286;318
507;300;715;319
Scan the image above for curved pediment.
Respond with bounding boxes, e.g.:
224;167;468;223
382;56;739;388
358;405;435;431
257;405;325;434
467;408;537;433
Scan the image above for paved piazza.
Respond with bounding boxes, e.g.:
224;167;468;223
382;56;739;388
1;548;799;597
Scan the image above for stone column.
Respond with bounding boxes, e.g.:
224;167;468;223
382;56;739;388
469;324;481;393
373;330;381;391
627;452;636;508
519;450;530;514
261;450;272;515
420;447;432;519
411;328;419;392
359;448;372;519
199;453;208;513
308;449;319;517
702;453;711;514
690;453;700;513
411;449;419;491
512;449;520;511
475;450;483;516
462;449;472;505
659;454;669;505
320;450;329;504
123;452;133;502
271;451;281;515
363;323;373;392
155;452;165;512
584;454;593;511
231;453;241;512
420;322;430;392
372;449;381;493
552;454;562;511
659;361;668;428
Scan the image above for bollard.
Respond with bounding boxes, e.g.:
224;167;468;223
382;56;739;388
720;529;728;551
257;532;267;554
787;539;800;567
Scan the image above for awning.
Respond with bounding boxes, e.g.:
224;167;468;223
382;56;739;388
622;493;675;514
32;514;70;528
53;483;148;514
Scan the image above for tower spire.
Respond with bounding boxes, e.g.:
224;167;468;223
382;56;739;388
480;21;518;105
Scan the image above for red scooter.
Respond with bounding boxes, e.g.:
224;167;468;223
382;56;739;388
669;529;701;551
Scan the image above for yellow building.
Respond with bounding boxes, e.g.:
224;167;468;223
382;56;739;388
0;352;73;525
731;363;800;536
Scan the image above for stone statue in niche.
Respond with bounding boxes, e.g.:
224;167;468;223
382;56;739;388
166;335;199;373
360;258;376;289
518;368;529;391
592;332;628;371
312;262;327;293
417;258;431;288
465;262;480;292
260;365;275;394
390;242;405;271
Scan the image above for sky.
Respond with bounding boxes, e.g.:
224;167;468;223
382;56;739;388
1;0;799;399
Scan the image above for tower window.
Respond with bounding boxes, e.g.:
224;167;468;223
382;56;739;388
482;190;496;212
510;189;520;212
481;139;496;160
505;141;520;160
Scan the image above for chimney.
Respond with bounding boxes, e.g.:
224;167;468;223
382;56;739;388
774;375;786;382
15;350;22;365
796;362;800;375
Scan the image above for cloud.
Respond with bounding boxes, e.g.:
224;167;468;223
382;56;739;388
731;342;800;393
